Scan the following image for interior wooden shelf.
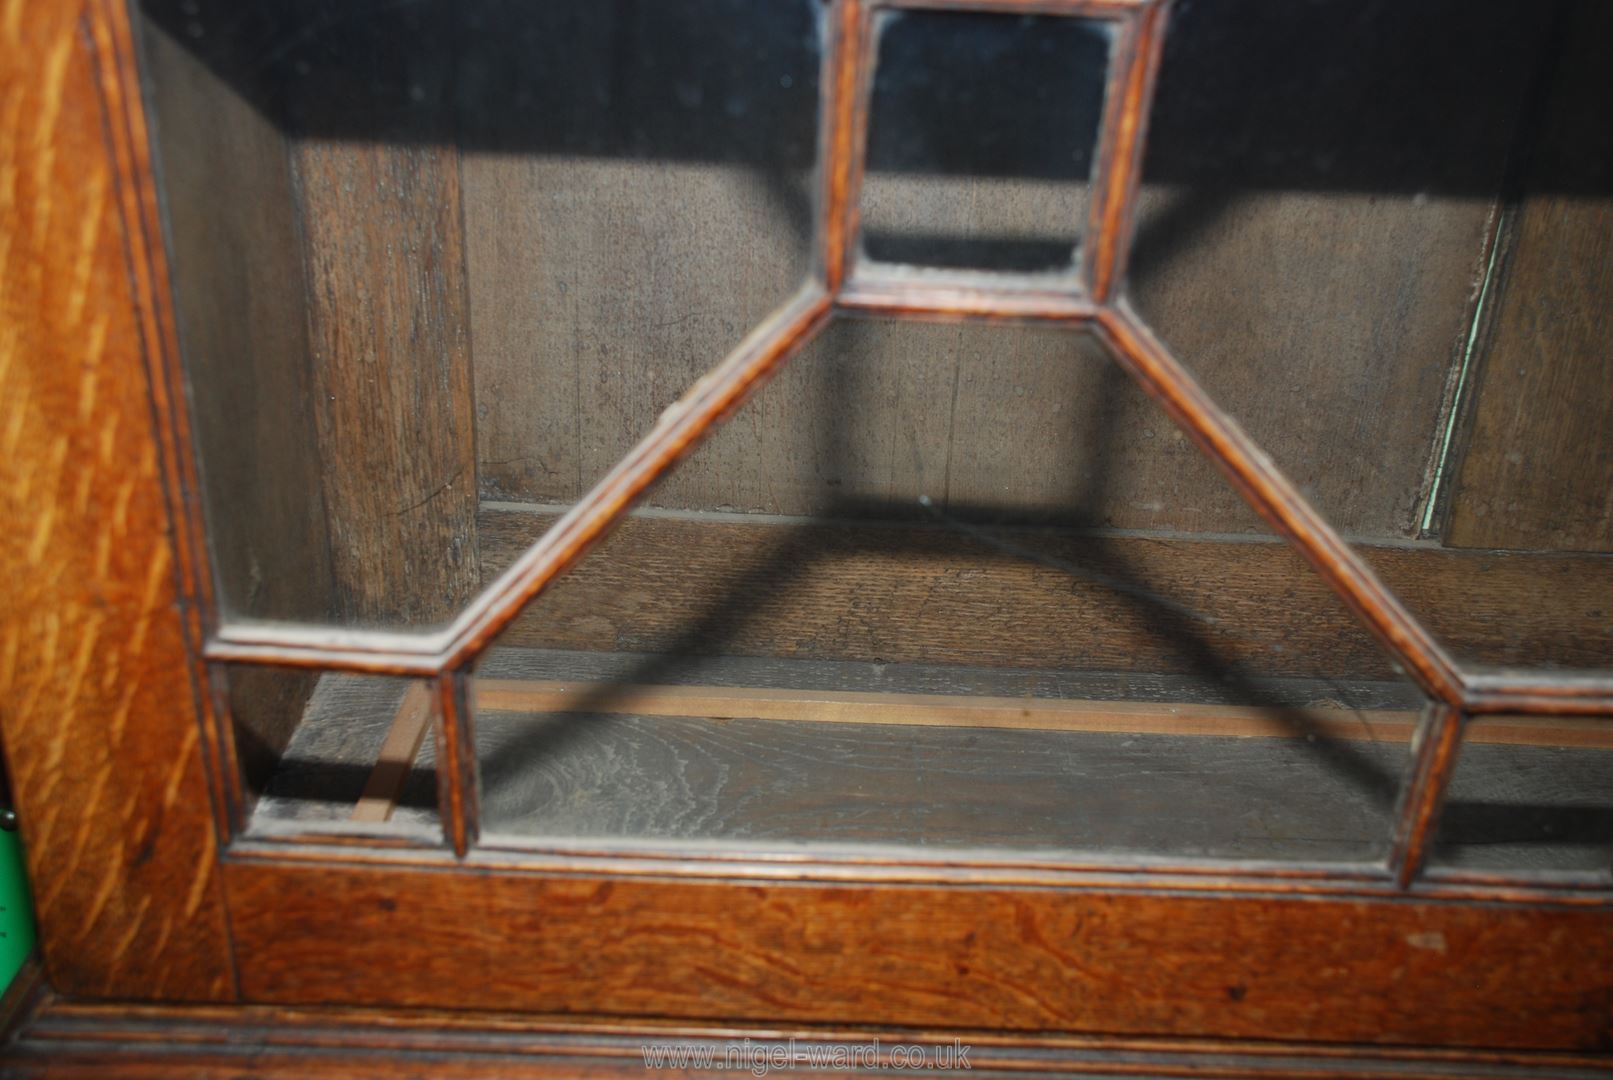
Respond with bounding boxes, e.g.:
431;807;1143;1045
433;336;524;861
246;647;1612;872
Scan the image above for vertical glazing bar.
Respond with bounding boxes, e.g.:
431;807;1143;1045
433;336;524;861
820;0;871;291
433;669;478;857
1086;0;1171;301
1389;703;1464;888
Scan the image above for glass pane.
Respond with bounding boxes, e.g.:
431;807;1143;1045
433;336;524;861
134;0;822;633
1432;716;1613;877
1126;0;1613;679
471;319;1423;864
225;666;441;843
856;10;1111;276
1417;0;1613;674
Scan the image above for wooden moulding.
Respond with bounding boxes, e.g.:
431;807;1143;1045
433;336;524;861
0;0;237;1001
10;992;1613;1079
1083;0;1167;300
819;0;868;291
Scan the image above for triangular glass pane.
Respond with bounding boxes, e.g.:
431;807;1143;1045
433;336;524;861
470;318;1427;865
1126;0;1613;681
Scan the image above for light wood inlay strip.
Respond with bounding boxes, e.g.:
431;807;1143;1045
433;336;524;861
351;683;434;823
473;679;1415;742
472;679;1613;749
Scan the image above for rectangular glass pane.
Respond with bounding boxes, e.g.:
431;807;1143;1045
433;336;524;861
1432;716;1613;877
857;10;1112;276
226;667;441;844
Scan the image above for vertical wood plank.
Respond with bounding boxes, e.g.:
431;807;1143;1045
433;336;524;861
939;323;1251;529
454;0;821;516
262;0;480;626
295;139;480;624
139;23;335;626
1444;3;1613;555
292;141;480;623
457;153;584;506
1127;0;1550;540
0;0;235;1000
460;156;815;514
1129;189;1495;537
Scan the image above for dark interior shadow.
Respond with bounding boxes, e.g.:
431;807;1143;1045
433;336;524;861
137;0;1606;195
1438;802;1613;852
859;235;1081;274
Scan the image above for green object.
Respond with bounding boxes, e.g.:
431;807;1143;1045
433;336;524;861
0;824;35;990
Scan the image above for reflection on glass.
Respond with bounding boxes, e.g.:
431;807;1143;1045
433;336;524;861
471;321;1423;864
858;10;1111;275
1432;716;1613;877
227;666;441;843
135;0;822;632
1126;0;1613;678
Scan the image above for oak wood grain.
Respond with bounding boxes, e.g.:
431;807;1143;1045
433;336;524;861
224;859;1613;1049
0;0;234;1001
281;0;480;627
291;137;481;626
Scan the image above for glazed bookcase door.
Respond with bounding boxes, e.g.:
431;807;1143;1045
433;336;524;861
2;0;1611;1049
